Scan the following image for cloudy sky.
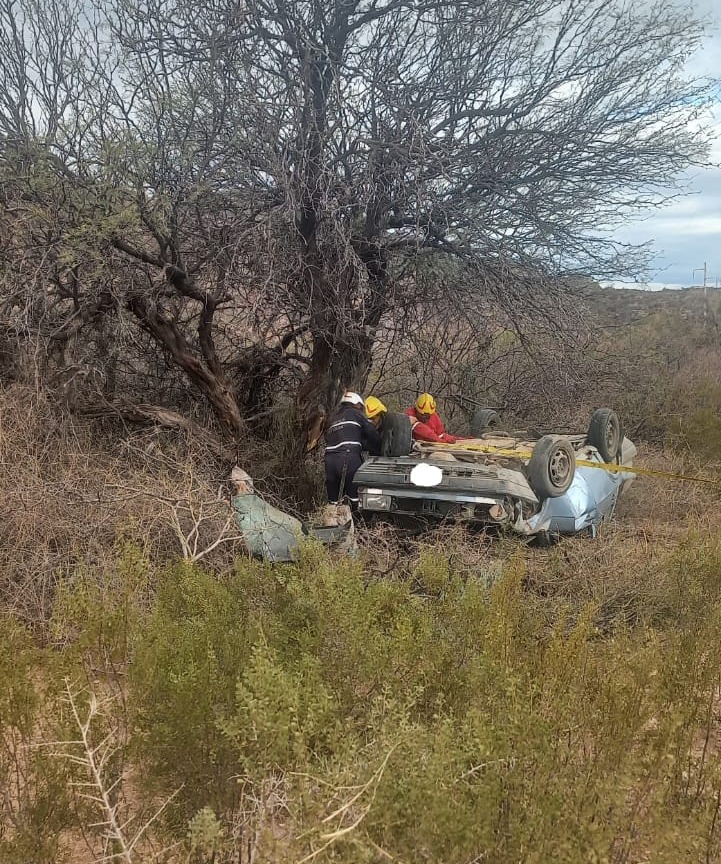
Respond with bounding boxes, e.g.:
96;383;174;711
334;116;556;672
611;0;721;290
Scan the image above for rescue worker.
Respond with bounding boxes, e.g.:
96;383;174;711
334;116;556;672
364;395;387;430
324;391;382;507
405;392;459;443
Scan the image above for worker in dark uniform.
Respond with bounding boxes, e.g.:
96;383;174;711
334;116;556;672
324;391;382;507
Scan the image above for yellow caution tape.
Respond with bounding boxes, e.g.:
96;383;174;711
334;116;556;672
575;459;721;486
442;442;534;459
430;442;721;487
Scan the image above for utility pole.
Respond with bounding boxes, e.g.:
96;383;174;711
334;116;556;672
693;263;709;327
693;263;708;287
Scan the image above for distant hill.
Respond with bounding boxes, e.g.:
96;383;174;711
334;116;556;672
570;281;721;329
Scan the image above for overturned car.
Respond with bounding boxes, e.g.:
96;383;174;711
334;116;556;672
354;408;637;539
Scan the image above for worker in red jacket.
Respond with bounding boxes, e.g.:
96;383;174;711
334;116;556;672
405;393;459;443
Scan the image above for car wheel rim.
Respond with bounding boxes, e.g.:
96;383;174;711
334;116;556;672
549;449;571;486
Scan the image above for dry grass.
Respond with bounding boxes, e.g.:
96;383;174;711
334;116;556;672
3;378;721;638
0;385;244;630
5;384;721;863
522;445;721;630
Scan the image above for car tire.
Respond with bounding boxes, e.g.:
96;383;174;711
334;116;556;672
380;412;413;456
470;408;501;437
527;435;576;499
587;408;622;462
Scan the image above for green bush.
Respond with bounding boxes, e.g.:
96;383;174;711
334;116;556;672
5;535;721;861
121;540;721;861
0;621;72;864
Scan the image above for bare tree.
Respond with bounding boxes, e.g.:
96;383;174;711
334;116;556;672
0;0;714;442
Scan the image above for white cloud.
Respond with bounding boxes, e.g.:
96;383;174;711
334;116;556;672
601;280;686;291
629;213;721;238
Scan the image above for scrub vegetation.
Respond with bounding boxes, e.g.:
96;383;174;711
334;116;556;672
2;0;721;858
4;286;721;862
4;493;721;863
0;0;715;444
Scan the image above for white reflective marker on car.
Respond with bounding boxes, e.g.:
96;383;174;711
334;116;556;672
409;463;443;487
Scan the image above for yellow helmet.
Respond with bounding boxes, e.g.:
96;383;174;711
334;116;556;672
415;392;436;415
365;395;387;419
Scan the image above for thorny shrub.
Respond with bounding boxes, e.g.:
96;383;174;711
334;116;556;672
2;536;720;862
4;345;721;861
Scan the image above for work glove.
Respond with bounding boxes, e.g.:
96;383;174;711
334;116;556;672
440;433;458;444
